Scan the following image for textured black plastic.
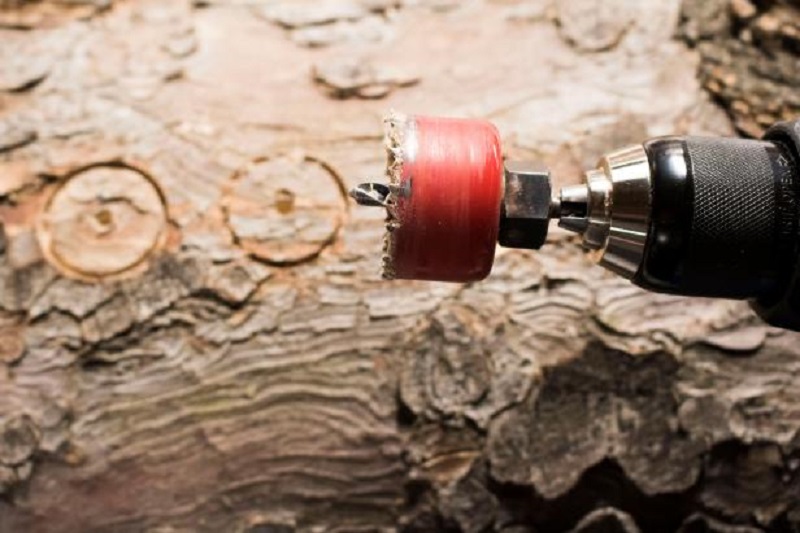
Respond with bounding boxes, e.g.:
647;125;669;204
681;137;780;297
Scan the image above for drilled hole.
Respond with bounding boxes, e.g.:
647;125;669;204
87;207;115;235
274;188;296;214
95;208;112;226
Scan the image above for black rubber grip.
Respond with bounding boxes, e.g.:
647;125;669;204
682;137;780;297
638;134;799;302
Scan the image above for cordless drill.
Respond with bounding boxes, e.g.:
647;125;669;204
350;115;800;331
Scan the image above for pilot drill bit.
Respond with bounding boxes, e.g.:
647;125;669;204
349;183;391;208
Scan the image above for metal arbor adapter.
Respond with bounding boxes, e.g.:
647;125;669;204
352;115;800;331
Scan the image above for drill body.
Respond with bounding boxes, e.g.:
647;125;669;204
350;117;800;332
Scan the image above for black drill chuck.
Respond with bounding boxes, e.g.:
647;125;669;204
555;120;800;331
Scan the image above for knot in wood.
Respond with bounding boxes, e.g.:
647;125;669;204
37;164;167;280
223;155;347;265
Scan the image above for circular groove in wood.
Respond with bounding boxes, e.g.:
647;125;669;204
37;162;168;280
222;154;348;265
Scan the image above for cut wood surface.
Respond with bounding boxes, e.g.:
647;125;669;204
0;1;799;532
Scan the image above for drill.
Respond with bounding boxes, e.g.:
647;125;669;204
350;115;800;331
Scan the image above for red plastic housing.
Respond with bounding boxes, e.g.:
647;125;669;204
390;115;504;282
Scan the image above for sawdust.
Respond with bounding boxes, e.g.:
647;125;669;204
380;111;409;280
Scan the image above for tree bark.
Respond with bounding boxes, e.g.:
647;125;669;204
0;1;799;532
680;0;800;137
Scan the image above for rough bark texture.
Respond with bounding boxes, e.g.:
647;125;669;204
679;0;800;137
0;1;799;532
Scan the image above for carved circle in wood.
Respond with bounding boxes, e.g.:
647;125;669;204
37;163;167;280
223;154;348;265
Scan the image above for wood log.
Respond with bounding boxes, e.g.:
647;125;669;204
0;1;799;532
680;0;800;137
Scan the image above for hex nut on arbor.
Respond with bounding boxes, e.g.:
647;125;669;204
498;162;553;250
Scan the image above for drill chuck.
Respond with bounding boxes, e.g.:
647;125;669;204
556;121;800;329
557;145;652;279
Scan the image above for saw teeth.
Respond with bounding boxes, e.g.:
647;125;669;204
380;112;412;280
